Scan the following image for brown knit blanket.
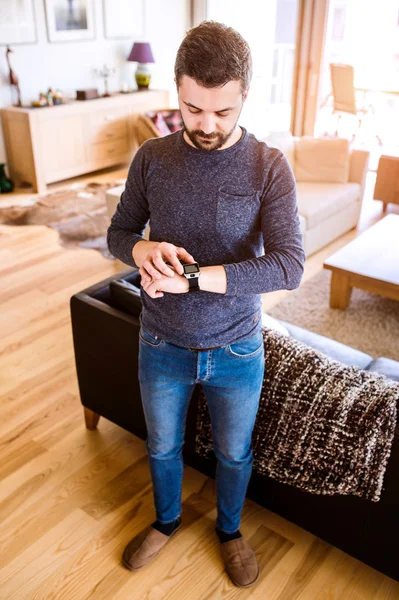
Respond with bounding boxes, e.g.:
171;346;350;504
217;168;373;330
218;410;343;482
194;328;399;502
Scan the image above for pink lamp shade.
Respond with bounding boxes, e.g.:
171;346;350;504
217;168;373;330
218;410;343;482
127;42;155;64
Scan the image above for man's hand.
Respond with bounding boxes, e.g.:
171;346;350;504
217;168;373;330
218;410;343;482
139;241;195;285
141;270;189;298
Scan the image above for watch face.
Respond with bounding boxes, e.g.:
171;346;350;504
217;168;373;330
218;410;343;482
183;262;199;274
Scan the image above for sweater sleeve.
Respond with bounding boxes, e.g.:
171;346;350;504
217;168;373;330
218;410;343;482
222;152;306;296
106;142;150;268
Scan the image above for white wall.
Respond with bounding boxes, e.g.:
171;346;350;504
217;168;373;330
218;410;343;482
0;0;190;163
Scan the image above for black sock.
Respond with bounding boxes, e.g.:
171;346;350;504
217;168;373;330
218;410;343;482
151;516;181;536
216;526;242;543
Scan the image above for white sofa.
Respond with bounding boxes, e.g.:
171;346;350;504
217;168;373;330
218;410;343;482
106;133;370;260
263;132;370;256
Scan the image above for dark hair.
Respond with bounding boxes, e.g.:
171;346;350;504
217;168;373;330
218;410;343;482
174;20;253;94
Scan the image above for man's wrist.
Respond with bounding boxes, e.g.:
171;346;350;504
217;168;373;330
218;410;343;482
198;265;227;294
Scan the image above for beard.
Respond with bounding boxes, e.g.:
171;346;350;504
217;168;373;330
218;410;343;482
181;115;240;152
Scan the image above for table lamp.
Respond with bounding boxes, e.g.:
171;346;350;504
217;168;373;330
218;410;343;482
127;42;155;90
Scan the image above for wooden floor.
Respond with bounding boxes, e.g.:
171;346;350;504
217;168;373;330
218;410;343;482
1;167;398;599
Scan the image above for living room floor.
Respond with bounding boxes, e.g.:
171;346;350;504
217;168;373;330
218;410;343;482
1;165;398;598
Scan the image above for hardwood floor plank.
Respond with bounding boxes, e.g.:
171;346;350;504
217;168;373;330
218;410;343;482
294;545;399;600
0;313;71;357
0;253;105;303
375;577;399;599
0;439;48;481
0;509;99;600
0;430;144;566
1;361;75;418
275;537;333;599
0;419;123;508
0;324;75;395
0;290;51;340
0;246;66;277
0;391;80;473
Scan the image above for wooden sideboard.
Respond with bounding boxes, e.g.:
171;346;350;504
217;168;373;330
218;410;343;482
0;89;169;193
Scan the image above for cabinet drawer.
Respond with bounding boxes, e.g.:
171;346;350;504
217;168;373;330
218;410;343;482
40;114;87;181
90;137;130;163
89;108;129;143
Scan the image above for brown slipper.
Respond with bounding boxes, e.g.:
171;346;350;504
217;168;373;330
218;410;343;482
219;535;260;588
122;521;182;571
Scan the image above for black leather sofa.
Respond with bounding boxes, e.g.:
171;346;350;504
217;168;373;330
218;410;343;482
70;268;399;582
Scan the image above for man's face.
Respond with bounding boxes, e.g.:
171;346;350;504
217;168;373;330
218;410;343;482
175;75;248;152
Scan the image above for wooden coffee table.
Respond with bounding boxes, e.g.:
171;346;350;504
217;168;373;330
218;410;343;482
323;214;399;309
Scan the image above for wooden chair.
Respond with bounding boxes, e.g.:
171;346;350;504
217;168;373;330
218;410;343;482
329;63;382;145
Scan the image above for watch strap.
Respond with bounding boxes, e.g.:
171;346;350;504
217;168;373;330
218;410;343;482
188;276;200;291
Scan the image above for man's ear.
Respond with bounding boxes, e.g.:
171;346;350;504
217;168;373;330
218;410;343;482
243;86;250;102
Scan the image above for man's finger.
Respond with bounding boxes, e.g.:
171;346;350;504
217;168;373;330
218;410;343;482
177;248;196;265
146;280;164;298
142;278;152;290
153;254;175;277
171;249;195;275
143;258;163;279
168;256;184;275
140;266;152;284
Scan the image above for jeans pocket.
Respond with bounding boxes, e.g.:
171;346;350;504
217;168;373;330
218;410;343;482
139;326;164;348
226;331;264;358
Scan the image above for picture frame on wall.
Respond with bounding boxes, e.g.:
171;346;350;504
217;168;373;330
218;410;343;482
44;0;96;43
0;0;37;45
103;0;145;40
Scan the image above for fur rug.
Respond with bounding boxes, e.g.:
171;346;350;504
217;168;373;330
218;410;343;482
0;182;121;260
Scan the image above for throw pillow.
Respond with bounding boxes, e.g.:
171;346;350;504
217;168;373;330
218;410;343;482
295;137;350;183
162;109;183;132
146;111;171;137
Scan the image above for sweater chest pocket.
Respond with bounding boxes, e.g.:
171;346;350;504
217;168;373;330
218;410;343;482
216;190;260;240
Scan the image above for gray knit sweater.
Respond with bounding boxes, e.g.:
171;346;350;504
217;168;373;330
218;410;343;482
106;126;306;348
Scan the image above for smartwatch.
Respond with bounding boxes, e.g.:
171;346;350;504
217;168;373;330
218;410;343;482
180;261;201;291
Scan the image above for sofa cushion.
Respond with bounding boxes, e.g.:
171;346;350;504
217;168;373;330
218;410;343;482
263;131;295;172
296;182;360;229
295;137;350;183
298;213;306;234
278;319;373;369
367;357;399;382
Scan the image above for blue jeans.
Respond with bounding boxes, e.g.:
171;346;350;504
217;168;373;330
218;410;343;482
138;325;265;534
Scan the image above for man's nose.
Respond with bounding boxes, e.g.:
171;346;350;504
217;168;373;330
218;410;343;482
199;114;216;135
